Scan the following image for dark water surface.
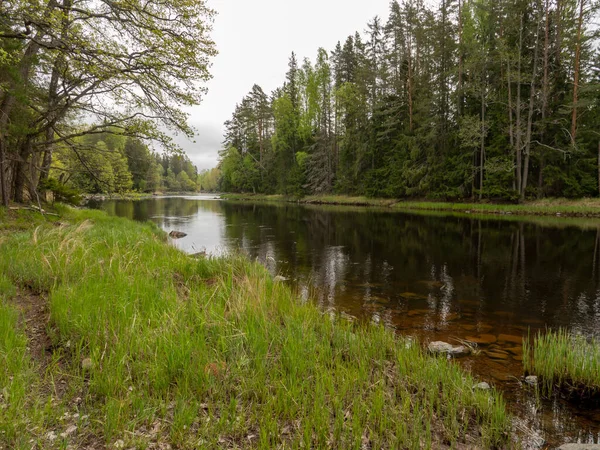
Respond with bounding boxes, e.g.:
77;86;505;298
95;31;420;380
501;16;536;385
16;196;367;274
90;195;600;447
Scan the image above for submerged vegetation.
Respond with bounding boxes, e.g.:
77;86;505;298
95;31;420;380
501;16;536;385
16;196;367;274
0;206;510;448
524;329;600;403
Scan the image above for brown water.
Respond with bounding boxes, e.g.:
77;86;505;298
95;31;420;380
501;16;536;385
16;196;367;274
90;195;600;448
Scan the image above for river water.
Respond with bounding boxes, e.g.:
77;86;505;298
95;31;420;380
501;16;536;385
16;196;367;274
89;195;600;448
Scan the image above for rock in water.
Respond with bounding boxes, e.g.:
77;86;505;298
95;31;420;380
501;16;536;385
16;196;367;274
169;230;187;239
465;334;497;345
427;341;469;356
486;351;509;361
525;375;538;386
497;334;523;344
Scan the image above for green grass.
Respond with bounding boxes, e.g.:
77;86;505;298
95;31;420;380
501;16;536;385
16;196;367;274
222;193;395;207
222;193;600;217
391;199;600;216
524;329;600;399
0;206;510;448
0;274;31;443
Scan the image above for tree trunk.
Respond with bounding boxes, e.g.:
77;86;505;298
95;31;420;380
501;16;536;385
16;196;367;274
0;141;8;206
515;16;524;196
507;54;515;191
0;0;58;204
571;0;585;146
479;82;485;200
39;64;62;198
13;140;33;204
457;0;464;117
538;155;545;197
537;0;550;197
407;39;414;133
522;3;542;201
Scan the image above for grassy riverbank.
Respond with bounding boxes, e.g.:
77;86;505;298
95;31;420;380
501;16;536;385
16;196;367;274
0;206;510;448
222;194;600;217
83;190;205;202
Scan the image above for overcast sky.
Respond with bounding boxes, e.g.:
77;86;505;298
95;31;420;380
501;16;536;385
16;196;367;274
179;0;392;171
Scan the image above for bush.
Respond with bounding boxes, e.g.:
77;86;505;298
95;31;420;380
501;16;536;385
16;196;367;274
40;178;82;205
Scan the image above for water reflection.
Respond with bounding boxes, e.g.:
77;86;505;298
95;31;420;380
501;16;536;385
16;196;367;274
219;203;600;337
91;196;600;446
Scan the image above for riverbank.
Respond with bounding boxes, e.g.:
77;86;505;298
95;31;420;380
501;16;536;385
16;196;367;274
222;194;600;217
0;205;510;448
83;190;210;202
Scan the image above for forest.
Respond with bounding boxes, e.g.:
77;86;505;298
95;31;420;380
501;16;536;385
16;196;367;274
219;0;600;201
0;0;216;204
50;132;202;196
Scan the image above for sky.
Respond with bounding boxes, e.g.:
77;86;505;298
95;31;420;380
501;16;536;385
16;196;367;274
179;0;392;171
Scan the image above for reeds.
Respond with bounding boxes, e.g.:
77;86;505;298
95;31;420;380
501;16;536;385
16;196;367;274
524;329;600;399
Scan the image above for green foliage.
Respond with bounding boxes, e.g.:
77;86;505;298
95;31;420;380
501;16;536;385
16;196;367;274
39;177;82;205
52;133;199;195
0;0;215;204
197;167;221;192
216;0;600;203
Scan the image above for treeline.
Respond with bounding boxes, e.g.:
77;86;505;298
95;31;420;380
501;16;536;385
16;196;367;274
219;0;600;200
198;167;221;192
51;132;201;195
0;0;215;205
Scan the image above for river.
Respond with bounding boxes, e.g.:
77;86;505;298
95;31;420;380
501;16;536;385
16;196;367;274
89;194;600;447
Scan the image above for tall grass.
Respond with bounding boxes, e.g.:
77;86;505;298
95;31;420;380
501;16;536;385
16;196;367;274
524;329;600;399
0;206;510;448
392;199;600;216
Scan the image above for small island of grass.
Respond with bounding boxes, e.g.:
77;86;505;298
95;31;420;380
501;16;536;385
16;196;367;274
524;329;600;406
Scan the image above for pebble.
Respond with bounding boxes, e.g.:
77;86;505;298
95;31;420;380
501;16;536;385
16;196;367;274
525;375;538;385
81;358;93;371
60;424;77;438
46;431;57;441
427;341;469;356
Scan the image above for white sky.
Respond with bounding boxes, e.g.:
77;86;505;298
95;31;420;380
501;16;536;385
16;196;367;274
179;0;392;171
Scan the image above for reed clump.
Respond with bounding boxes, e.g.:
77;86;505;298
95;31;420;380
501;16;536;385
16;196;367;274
524;329;600;403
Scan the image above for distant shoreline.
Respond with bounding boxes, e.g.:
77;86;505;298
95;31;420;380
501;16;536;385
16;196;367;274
83;192;221;202
221;193;600;218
